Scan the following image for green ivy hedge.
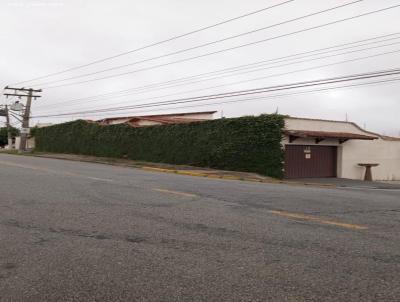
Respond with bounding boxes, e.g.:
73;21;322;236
34;114;285;178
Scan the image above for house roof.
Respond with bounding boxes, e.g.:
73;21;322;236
98;111;217;123
285;116;382;137
284;116;400;141
127;116;205;127
381;135;400;141
284;130;378;141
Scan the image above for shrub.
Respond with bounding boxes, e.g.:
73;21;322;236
0;127;19;147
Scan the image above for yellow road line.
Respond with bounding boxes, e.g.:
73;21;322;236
153;188;197;198
0;160;113;182
268;210;368;230
142;167;172;173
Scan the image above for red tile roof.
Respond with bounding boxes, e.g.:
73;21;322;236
97;111;217;123
126;116;205;127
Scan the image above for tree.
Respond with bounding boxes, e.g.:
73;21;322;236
0;127;19;147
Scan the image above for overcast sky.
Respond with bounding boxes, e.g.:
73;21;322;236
1;0;399;135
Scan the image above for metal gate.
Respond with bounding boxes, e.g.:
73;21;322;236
284;145;337;178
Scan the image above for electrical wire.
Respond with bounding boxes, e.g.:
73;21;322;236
12;0;295;86
36;33;400;109
32;67;400;118
33;76;400;120
38;47;400;114
84;77;400;119
34;0;366;88
38;3;400;89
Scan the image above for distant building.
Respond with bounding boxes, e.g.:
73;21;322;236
97;111;217;127
13;123;54;150
35;123;54;128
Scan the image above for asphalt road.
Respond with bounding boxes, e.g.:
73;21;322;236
1;154;400;302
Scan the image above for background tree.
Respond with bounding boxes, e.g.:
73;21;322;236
0;127;19;147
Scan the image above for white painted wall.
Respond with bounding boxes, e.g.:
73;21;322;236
284;118;400;181
15;136;21;150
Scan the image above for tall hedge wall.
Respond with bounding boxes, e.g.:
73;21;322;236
34;114;285;178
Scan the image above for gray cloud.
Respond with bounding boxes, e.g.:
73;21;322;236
1;0;399;135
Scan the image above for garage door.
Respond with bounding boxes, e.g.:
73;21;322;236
284;145;337;178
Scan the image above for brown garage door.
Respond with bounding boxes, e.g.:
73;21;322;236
284;145;337;178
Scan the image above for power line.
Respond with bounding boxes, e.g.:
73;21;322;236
32;68;400;118
39;3;400;89
55;76;400;120
12;0;295;86
35;0;364;88
89;35;400;94
85;43;400;103
38;47;400;114
33;76;400;120
37;33;400;109
147;48;400;103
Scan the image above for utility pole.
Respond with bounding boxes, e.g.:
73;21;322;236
3;86;42;152
5;105;12;148
20;89;33;152
0;106;7;147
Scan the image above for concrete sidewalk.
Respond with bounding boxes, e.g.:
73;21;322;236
6;151;395;189
292;177;400;190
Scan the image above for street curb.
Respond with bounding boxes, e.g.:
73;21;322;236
1;152;337;188
142;167;245;181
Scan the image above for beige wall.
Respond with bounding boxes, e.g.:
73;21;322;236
14;137;35;150
27;137;35;149
15;136;20;150
341;139;400;181
284;118;400;181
